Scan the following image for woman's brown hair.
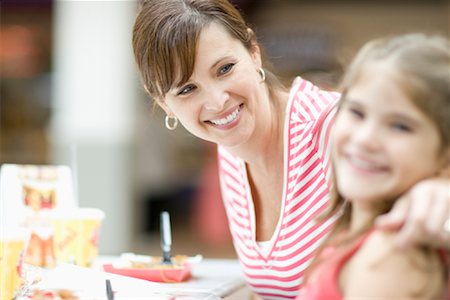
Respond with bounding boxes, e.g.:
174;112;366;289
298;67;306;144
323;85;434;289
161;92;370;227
132;0;283;101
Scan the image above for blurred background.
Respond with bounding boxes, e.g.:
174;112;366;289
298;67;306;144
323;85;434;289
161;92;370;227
1;0;448;259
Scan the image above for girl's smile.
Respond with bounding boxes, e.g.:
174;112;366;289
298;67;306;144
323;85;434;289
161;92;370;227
342;152;389;175
333;63;444;208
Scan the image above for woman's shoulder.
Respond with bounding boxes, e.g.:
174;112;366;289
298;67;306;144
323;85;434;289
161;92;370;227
288;76;340;123
289;76;340;100
340;229;446;299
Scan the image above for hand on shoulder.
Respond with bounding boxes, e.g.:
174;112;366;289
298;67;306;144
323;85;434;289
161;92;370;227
340;230;446;299
375;177;450;250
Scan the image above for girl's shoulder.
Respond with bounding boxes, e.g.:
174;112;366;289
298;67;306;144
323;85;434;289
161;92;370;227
340;229;446;299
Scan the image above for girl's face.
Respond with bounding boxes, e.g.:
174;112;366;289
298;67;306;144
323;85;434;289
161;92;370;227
158;22;268;148
333;63;444;207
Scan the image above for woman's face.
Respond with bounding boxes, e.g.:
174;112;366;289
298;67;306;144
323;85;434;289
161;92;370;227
158;22;268;148
332;64;444;207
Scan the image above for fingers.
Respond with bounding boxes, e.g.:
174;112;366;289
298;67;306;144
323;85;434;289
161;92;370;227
395;187;431;249
375;195;408;231
391;179;449;250
444;219;450;250
425;180;450;250
376;178;450;250
427;186;449;234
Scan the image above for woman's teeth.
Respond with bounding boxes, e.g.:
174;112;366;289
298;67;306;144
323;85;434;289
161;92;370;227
210;106;241;126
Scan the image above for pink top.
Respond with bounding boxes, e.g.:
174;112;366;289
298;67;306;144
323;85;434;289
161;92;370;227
297;230;449;300
217;77;340;299
296;230;374;300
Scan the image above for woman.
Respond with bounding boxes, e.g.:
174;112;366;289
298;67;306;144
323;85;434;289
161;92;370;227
132;1;449;298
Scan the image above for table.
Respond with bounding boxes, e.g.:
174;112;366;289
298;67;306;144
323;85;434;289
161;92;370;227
167;258;247;298
26;258;248;299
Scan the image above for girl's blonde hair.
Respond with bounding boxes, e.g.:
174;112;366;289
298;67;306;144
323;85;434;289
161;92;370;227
325;33;450;225
306;33;450;297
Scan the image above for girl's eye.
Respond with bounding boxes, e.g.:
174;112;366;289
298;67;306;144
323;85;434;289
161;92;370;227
348;107;364;119
391;122;412;133
218;63;235;76
177;84;196;96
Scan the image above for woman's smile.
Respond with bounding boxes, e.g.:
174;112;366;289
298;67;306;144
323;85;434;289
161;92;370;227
160;22;267;148
206;104;243;129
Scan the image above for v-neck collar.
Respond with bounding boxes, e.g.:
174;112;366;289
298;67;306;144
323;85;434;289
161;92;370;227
238;78;300;262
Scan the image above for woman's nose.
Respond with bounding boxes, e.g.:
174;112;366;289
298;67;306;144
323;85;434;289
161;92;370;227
203;87;229;111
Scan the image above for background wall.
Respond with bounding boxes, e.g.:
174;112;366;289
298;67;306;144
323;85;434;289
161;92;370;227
1;0;448;258
50;0;138;255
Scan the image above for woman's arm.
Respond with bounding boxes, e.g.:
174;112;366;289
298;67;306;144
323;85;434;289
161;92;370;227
375;176;450;250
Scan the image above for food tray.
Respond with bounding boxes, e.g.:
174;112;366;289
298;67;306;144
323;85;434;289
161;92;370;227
103;263;192;283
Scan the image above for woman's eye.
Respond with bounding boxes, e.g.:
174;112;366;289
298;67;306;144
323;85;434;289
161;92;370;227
218;63;235;76
177;84;196;96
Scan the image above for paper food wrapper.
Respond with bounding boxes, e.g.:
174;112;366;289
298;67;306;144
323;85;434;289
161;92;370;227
0;164;76;268
0;228;29;300
52;208;105;267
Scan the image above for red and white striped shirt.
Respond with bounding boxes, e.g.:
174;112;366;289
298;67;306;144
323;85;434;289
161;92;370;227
218;77;341;299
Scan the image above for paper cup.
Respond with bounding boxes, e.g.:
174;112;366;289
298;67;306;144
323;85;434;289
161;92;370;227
0;227;29;300
52;208;104;267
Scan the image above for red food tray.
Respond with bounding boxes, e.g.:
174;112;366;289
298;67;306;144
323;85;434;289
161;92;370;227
103;263;192;283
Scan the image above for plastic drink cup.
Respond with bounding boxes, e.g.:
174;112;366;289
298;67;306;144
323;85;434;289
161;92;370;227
0;227;29;300
52;208;104;267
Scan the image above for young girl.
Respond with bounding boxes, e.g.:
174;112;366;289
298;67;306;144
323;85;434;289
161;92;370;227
298;33;449;299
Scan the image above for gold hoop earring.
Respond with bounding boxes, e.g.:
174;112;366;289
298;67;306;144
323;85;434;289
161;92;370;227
258;67;266;82
165;115;178;130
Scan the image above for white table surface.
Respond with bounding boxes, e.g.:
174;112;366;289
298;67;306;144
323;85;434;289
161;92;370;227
25;257;246;300
164;258;246;297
